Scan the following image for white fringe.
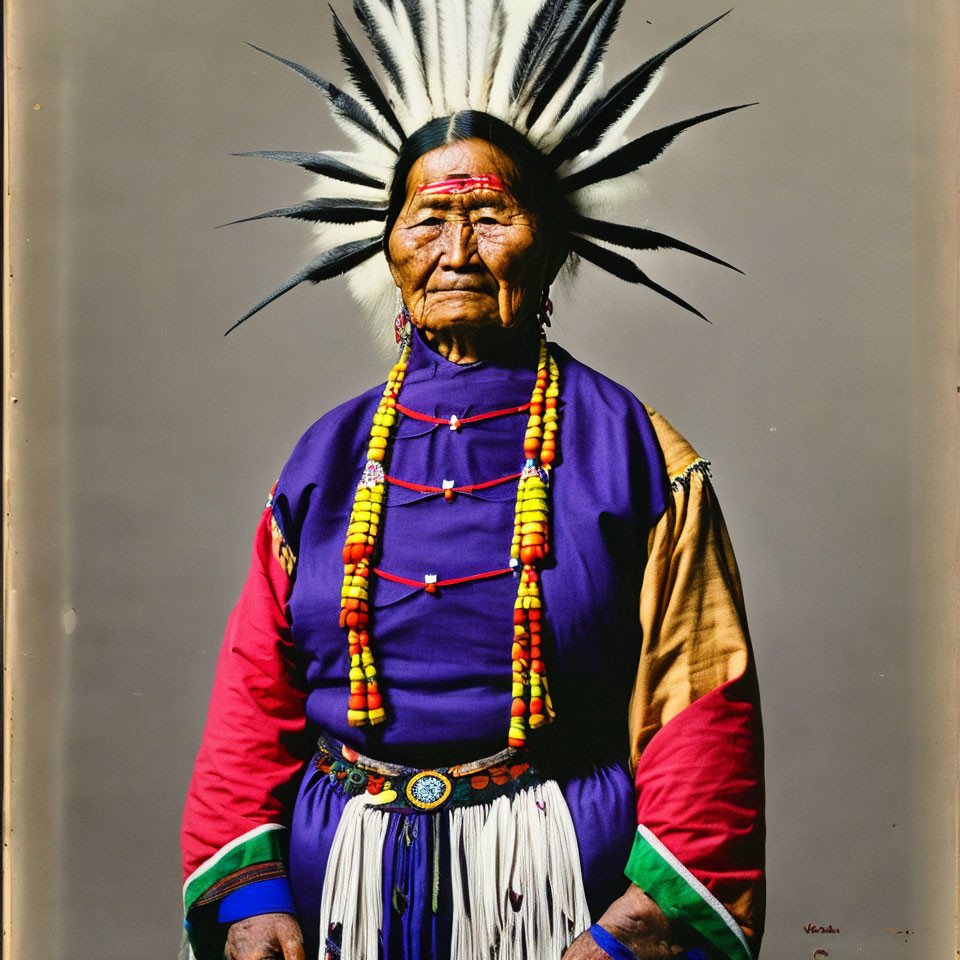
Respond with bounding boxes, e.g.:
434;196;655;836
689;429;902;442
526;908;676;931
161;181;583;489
317;780;590;960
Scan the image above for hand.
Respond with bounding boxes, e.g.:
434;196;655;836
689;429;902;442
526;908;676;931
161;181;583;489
225;912;305;960
561;885;675;960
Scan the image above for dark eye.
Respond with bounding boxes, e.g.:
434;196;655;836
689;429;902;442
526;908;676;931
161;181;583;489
417;216;442;227
476;217;500;226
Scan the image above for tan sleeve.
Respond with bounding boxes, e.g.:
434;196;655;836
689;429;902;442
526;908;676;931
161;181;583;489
628;407;753;772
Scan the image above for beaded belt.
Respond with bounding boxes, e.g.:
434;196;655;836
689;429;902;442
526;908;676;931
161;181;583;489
315;735;540;813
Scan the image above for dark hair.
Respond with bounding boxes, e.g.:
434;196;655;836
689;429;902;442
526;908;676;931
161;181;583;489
384;110;568;261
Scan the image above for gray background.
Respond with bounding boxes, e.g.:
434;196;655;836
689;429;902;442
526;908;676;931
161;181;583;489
6;0;958;958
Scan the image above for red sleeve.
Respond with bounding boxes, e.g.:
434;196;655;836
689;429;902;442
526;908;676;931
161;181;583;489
181;494;310;921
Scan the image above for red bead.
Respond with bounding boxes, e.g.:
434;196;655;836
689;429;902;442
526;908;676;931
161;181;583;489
424;582;438;595
529;697;544;714
511;698;527;717
349;695;367;710
367;692;382;709
524;438;540;457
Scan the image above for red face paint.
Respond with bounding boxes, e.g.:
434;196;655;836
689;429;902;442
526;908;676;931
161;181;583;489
415;175;507;196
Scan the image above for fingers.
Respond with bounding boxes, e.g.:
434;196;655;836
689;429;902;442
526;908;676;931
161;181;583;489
280;928;306;960
225;913;304;960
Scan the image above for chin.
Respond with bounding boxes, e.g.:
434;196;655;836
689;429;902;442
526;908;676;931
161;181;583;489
420;300;502;331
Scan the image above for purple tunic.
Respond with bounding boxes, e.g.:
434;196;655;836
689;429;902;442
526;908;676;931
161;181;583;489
270;329;672;957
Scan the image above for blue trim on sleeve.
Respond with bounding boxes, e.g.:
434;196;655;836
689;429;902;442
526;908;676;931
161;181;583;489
217;877;296;924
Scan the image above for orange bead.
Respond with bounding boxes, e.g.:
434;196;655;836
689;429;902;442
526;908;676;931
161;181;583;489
349;695;367;710
511;698;527;717
367;692;382;709
524;438;540;457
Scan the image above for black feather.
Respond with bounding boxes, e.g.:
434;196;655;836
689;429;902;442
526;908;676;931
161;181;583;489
569;235;709;321
353;0;407;99
511;0;588;102
571;215;742;272
231;151;387;189
245;42;399;153
525;0;623;130
549;10;732;165
393;0;426;66
561;103;755;193
330;6;407;141
554;0;625;124
220;198;388;227
226;236;384;334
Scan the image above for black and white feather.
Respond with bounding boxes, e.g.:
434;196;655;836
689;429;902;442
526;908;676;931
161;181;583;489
231;0;749;331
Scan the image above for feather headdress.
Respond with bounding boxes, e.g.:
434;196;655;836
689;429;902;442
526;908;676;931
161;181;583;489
228;1;751;334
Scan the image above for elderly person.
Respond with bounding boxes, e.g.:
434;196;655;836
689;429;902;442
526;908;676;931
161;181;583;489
182;6;763;960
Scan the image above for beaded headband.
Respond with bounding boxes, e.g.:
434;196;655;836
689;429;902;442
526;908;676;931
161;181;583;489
226;1;753;334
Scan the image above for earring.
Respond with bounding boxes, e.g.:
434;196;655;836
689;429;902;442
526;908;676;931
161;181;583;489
538;287;554;327
394;290;411;350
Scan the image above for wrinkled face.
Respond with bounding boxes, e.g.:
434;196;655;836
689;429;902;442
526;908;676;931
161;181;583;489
387;138;555;337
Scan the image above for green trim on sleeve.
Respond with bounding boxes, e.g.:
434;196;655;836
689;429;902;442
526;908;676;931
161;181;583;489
182;824;289;960
625;825;753;960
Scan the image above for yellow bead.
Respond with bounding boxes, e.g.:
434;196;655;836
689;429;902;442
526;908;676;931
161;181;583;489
349;667;365;681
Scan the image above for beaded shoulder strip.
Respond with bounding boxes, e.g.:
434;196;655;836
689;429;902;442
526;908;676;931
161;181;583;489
339;334;559;748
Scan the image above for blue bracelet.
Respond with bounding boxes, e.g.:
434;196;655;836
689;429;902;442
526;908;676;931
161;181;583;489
589;924;640;960
589;922;713;960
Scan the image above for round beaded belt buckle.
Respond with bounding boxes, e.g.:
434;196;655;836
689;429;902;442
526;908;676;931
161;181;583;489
405;770;453;810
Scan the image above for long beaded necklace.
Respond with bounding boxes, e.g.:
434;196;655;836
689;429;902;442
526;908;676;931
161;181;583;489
339;328;560;749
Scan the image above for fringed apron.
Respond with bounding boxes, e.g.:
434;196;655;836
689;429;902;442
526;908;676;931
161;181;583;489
303;736;591;960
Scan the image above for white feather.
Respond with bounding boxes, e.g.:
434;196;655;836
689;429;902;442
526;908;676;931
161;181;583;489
346;255;398;343
486;0;539;120
466;0;497;108
439;0;470;113
351;0;419;131
532;67;605;153
388;2;434;129
565;171;648;216
420;0;445;113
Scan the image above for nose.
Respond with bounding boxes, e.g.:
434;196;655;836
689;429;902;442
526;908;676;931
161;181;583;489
440;219;477;269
